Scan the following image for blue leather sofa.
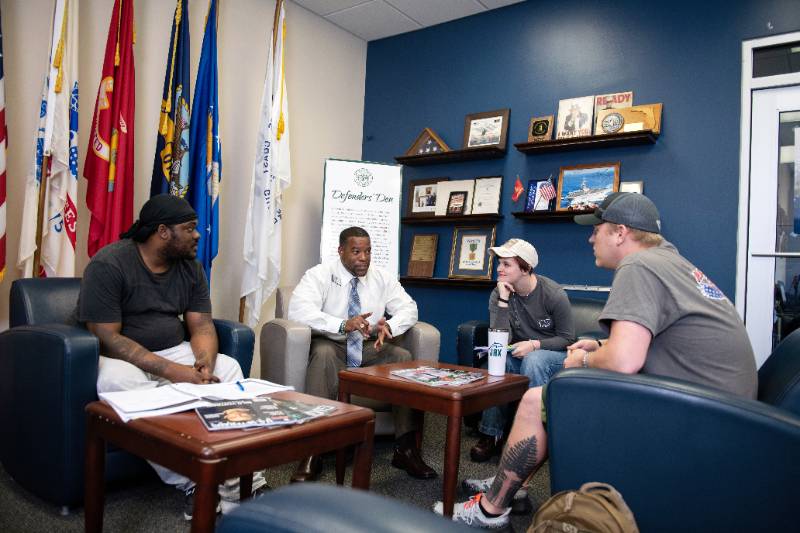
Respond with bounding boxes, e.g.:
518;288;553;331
545;329;800;532
456;295;606;368
0;278;254;511
217;483;473;533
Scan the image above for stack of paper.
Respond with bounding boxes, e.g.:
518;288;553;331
99;378;293;422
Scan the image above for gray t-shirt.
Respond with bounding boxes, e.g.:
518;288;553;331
489;275;576;351
599;241;757;398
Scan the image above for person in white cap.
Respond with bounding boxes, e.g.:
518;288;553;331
466;238;575;513
437;193;757;529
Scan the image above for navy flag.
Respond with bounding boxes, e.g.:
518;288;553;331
187;0;220;281
151;0;190;198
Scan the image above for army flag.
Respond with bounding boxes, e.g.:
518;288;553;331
240;0;291;327
84;0;135;257
150;0;190;198
18;0;79;278
187;0;220;281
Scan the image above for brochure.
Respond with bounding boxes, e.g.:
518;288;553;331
195;397;337;431
390;366;485;387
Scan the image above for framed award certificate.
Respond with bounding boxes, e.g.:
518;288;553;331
407;234;438;278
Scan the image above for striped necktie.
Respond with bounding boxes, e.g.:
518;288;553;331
346;277;363;367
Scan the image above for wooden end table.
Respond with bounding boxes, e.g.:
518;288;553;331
85;390;374;533
337;361;528;517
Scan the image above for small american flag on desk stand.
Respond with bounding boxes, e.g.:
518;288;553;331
535;176;556;210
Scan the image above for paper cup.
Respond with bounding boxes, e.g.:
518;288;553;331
487;328;509;376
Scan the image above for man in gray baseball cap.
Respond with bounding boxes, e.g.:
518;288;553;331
440;192;758;529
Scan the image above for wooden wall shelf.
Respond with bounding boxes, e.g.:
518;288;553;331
402;213;502;225
400;276;495;289
511;210;592;221
514;130;658;154
395;145;505;166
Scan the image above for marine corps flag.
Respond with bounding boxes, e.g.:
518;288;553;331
187;0;220;281
84;0;135;257
150;0;190;198
240;0;291;327
18;0;79;278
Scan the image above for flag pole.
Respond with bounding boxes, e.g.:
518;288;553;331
31;155;50;277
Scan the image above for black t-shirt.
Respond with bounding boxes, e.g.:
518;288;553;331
78;239;211;351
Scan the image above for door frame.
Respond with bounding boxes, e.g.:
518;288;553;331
735;31;800;321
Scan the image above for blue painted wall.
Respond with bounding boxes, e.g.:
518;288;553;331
362;0;800;362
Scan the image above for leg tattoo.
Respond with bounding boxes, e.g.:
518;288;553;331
486;436;539;509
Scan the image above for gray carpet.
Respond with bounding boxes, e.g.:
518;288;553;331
0;413;550;532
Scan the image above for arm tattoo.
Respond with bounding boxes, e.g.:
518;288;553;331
102;332;171;376
487;436;539;509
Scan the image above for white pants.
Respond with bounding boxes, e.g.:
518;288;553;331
97;342;263;495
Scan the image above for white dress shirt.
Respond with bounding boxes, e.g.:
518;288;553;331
288;259;418;341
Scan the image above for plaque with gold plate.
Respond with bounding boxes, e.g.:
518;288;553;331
407;234;438;278
527;115;554;142
595;104;662;136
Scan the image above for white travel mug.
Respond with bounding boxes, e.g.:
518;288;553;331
487;328;509;376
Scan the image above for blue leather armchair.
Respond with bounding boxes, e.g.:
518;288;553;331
0;278;254;511
544;329;800;533
217;482;472;533
456;295;606;368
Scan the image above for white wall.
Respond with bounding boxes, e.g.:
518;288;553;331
0;0;366;378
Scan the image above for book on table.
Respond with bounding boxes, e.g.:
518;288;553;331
195;397;337;431
390;366;485;387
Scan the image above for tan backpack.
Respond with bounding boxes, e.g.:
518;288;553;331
529;482;639;533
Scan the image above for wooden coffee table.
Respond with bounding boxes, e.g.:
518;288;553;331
337;361;529;517
85;390;374;533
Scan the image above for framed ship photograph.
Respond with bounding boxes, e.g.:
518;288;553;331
555;96;594;139
556;162;620;212
448;226;497;280
463;109;510;150
406;178;448;217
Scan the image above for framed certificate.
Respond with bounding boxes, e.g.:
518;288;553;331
407;234;438;278
471;176;502;214
448;226;496;280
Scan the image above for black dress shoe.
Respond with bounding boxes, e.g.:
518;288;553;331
470;434;503;463
391;444;437;479
290;455;322;483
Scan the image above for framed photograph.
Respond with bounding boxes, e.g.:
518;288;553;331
556;162;620;212
619;180;644;194
434;179;475;216
527;115;554;142
448;226;497;280
525;179;556;212
463;109;510;150
471;176;502;214
556;96;594;139
447;191;468;215
406;178;448;217
407;233;438;278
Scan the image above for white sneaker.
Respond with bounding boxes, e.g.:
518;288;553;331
433;493;510;529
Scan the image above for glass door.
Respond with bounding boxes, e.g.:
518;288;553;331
745;86;800;366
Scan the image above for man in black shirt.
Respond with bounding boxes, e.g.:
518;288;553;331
78;194;257;519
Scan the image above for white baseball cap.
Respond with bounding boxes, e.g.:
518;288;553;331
489;238;539;269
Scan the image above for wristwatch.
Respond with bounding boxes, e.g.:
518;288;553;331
339;320;347;335
582;351;590;368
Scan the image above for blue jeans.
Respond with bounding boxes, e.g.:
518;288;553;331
478;349;566;438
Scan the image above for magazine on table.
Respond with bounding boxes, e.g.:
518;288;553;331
195;397;337;431
390;366;485;387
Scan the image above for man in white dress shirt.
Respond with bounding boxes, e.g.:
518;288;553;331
287;226;436;482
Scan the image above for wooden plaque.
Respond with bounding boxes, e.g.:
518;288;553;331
595;103;662;135
407;234;438;278
527;115;554;142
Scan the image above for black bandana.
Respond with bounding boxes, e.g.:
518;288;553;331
120;194;197;241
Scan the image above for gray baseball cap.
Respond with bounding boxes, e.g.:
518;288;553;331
574;192;661;234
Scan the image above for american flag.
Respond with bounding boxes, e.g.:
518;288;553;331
0;7;6;282
539;179;557;201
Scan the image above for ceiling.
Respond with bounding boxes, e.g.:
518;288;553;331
293;0;525;42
